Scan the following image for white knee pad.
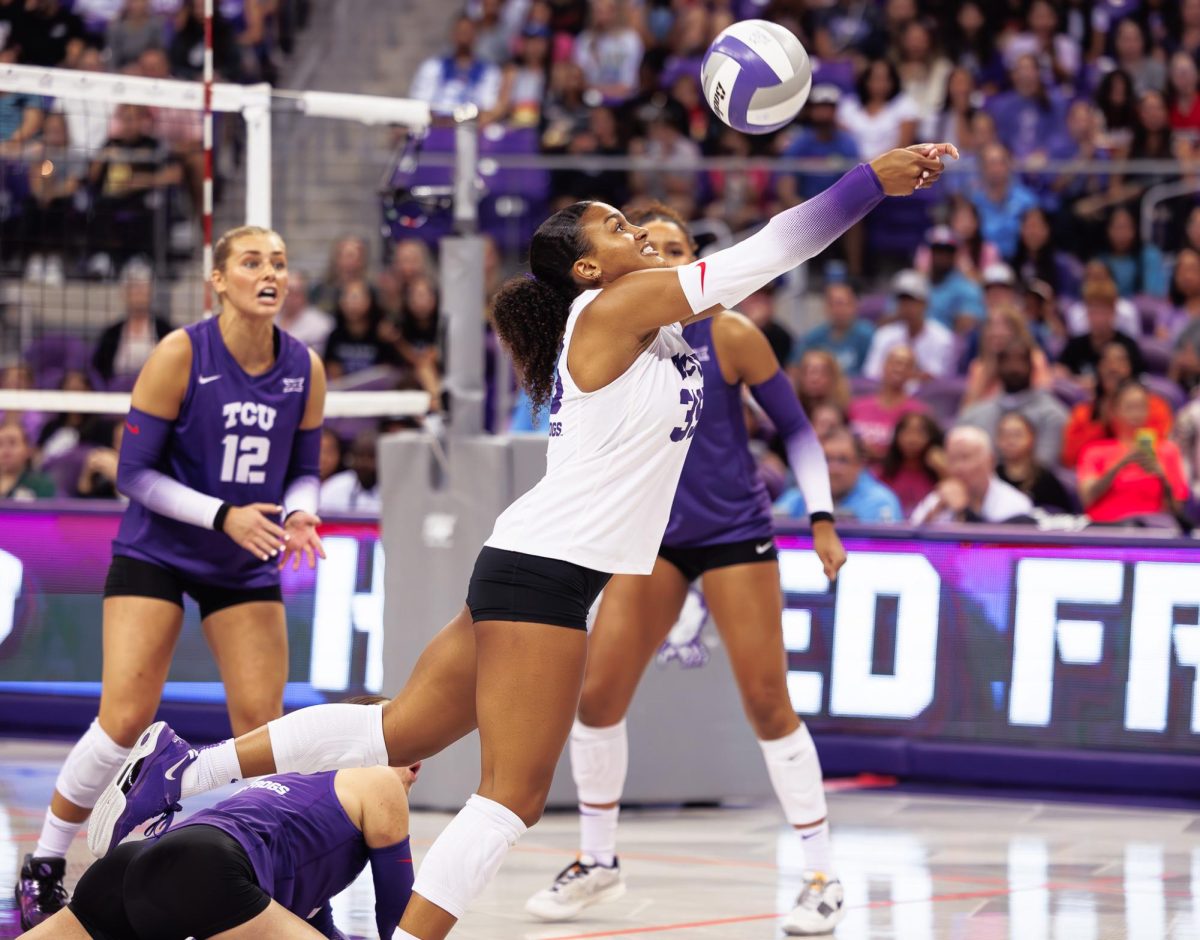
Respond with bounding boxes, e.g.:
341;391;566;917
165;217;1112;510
55;718;131;809
267;703;390;774
413;794;527;919
570;719;628;805
758;724;828;828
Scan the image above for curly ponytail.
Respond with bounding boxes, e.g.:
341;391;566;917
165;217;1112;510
492;201;593;413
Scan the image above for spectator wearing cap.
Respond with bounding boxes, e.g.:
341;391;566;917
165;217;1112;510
915;195;1002;282
777;85;860;205
777;85;863;276
971;143;1039;258
925;225;985;335
863;270;956;381
911;426;1033;524
793;282;874;378
409;15;502;117
774;427;901;523
1058;276;1145;387
573;0;643;105
1064;261;1141;337
959;337;1067;465
981;261;1023;314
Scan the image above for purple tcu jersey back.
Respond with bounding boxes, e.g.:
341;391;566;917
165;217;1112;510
661;317;773;548
113;317;310;587
176;772;368;920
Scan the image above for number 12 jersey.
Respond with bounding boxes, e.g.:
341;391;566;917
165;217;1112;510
113;317;311;588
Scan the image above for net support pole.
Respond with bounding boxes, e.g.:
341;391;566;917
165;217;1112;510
452;105;479;234
441;236;486;436
242;96;273;227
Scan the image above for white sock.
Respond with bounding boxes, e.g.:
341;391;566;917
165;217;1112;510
796;821;834;876
34;810;82;859
267;703;390;774
412;794;527;919
579;804;619;866
758;724;835;877
181;739;243;799
53;717;130;811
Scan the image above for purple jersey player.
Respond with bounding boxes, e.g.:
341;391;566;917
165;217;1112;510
25;749;416;939
525;203;849;936
17;226;328;929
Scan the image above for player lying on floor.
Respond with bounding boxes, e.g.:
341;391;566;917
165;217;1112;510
27;750;416;938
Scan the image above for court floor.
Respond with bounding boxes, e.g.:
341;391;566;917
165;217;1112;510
1;740;1197;939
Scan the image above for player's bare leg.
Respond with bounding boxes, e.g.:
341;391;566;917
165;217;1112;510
203;600;288;735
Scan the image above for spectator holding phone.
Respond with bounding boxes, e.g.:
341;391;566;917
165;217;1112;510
1077;380;1188;524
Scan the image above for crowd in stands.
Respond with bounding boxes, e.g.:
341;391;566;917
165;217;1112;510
0;0;308;282
5;0;1200;533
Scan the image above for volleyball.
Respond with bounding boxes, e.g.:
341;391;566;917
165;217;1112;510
701;20;813;135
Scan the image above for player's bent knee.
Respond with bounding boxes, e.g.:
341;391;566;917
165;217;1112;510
576;693;628;730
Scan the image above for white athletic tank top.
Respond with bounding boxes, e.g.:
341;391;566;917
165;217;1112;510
487;288;704;574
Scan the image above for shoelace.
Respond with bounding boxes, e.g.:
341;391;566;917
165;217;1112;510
551;861;593;892
796;879;828;911
144;802;183;839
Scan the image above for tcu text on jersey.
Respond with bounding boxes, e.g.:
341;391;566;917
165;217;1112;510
220;401;277;484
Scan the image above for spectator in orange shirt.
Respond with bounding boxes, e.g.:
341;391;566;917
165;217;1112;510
1077;380;1188;524
1062;341;1173;467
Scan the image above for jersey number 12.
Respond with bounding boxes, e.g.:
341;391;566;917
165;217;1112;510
220;434;271;484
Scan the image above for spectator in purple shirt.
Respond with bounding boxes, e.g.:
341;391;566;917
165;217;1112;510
986;54;1067;159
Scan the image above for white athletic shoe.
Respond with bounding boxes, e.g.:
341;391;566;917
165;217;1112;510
782;871;845;936
524;855;625;921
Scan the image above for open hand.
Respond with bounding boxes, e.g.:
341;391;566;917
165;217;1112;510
279;510;327;571
224;502;288;561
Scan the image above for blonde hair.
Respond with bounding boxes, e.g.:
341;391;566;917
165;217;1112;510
211;225;284;310
984;303;1035;356
796;348;850;413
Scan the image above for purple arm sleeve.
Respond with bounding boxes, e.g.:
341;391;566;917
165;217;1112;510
750;372;834;519
116;407;224;529
370;837;414;938
678;164;885;313
282;427;321;518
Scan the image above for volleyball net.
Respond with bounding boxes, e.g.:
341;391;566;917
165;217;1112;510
0;62;481;424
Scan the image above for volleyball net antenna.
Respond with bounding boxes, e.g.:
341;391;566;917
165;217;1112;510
0;62;487;426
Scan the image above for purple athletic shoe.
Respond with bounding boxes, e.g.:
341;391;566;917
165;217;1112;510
15;853;67;929
87;721;197;858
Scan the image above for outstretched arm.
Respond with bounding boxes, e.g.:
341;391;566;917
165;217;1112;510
587;146;956;336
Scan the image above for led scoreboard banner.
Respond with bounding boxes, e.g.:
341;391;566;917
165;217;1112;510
0;505;1197;792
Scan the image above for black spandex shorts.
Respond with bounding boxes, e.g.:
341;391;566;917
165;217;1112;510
466;546;612;631
658;536;779;583
69;825;270;940
104;554;283;620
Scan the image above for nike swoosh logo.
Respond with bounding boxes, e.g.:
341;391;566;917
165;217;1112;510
163;749;197;781
698;260;707;295
125;422;140;435
755;541;773;554
198;374;221;385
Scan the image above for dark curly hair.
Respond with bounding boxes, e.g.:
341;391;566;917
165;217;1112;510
492;201;593;413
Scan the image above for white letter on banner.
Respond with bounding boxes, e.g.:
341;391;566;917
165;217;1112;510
778;550;831;714
1125;562;1200;733
0;550;21;646
310;537;385;693
828;553;939;719
1009;558;1123;727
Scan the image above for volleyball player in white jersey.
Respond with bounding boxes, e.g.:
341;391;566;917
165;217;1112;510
91;144;954;940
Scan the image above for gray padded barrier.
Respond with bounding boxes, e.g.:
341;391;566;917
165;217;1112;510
382;430;774;811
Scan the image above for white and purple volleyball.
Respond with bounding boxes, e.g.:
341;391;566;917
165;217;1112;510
701;20;812;135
